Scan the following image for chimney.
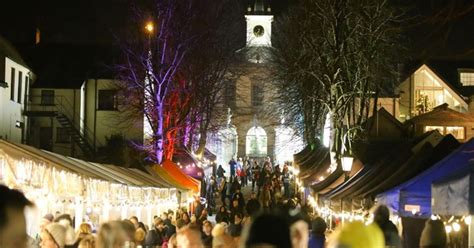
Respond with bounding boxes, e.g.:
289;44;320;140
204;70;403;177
35;28;40;45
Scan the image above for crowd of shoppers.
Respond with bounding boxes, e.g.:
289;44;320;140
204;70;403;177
0;169;450;248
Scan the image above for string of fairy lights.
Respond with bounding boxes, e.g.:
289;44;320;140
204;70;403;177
291;164;472;235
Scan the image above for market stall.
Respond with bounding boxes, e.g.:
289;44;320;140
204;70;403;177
0;139;179;236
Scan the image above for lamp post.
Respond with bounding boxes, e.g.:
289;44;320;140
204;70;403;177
341;153;353;181
145;22;154;34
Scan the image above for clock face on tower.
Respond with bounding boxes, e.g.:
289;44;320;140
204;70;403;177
253;25;265;37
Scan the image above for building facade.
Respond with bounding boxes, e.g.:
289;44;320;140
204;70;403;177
0;36;33;144
24;45;143;160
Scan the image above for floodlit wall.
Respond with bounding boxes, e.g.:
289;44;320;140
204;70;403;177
1;57;32;143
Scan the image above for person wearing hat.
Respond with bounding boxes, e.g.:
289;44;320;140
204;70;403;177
242;212;292;248
40;223;67;248
308;217;327;248
419;219;447;248
327;221;385;248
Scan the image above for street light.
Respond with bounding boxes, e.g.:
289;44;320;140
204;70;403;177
145;22;154;34
341;153;353;181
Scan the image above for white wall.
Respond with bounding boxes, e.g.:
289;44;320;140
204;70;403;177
83;79;143;148
28;88;82;157
0;57;32;143
245;15;273;47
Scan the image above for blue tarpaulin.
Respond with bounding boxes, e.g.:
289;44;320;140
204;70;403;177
432;163;474;216
376;138;474;218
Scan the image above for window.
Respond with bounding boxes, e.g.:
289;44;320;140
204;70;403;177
446;126;465;139
246;126;267;157
24;76;29;103
425;126;444;134
225;81;236;108
17;71;22;104
10;68;15;101
41;90;55;105
56;127;70;143
424;126;466;140
460;72;474;86
251;83;263;106
98;90;118;110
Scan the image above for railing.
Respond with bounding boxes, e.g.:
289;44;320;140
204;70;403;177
26;94;102;151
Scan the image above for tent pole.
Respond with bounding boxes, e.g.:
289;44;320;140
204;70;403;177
469;215;474;247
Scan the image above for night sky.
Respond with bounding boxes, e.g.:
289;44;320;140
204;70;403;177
1;0;474;59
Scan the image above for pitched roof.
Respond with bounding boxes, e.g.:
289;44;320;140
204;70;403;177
0;35;28;67
400;60;474;98
406;103;474;124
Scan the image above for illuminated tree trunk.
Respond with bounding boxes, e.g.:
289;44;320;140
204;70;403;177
155;101;164;164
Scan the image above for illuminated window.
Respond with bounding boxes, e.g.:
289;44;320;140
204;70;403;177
425;126;444;134
446;126;465;139
246;126;267;157
460;72;474;86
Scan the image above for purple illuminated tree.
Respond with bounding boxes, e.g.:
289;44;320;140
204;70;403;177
117;0;243;164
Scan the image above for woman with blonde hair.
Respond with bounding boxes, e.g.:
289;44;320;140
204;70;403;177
78;234;96;248
76;223;93;244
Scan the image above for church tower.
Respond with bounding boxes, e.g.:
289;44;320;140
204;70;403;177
245;0;273;47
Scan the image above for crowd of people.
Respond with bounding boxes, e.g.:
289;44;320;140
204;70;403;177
0;156;450;248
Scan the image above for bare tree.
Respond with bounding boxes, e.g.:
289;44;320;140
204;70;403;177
270;0;404;158
117;0;243;163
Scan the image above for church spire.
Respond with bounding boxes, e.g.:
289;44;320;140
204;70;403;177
254;0;264;13
248;0;271;15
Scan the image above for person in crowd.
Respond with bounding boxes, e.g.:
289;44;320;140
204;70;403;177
226;178;233;207
217;165;226;179
230;178;240;198
257;165;267;197
419;219;447;248
327;221;384;248
232;187;245;210
144;217;166;247
75;223;92;246
230;199;244;222
33;214;55;247
251;161;259;192
282;166;291;199
211;223;236;248
216;206;230;224
229;158;237;180
228;213;243;238
259;182;272;210
245;192;261;217
167;233;177;248
176;224;203;248
162;212;177;239
135;222;147;246
372;205;401;248
77;234;95;248
242;212;292;248
219;177;228;207
198;209;209;226
54;214;75;247
181;212;191;225
288;212;310;248
212;163;217;179
129;216;139;229
206;177;217;214
201;220;213;247
40;223;67;248
96;221;135;248
193;198;205;220
0;185;34;248
308;217;327;248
